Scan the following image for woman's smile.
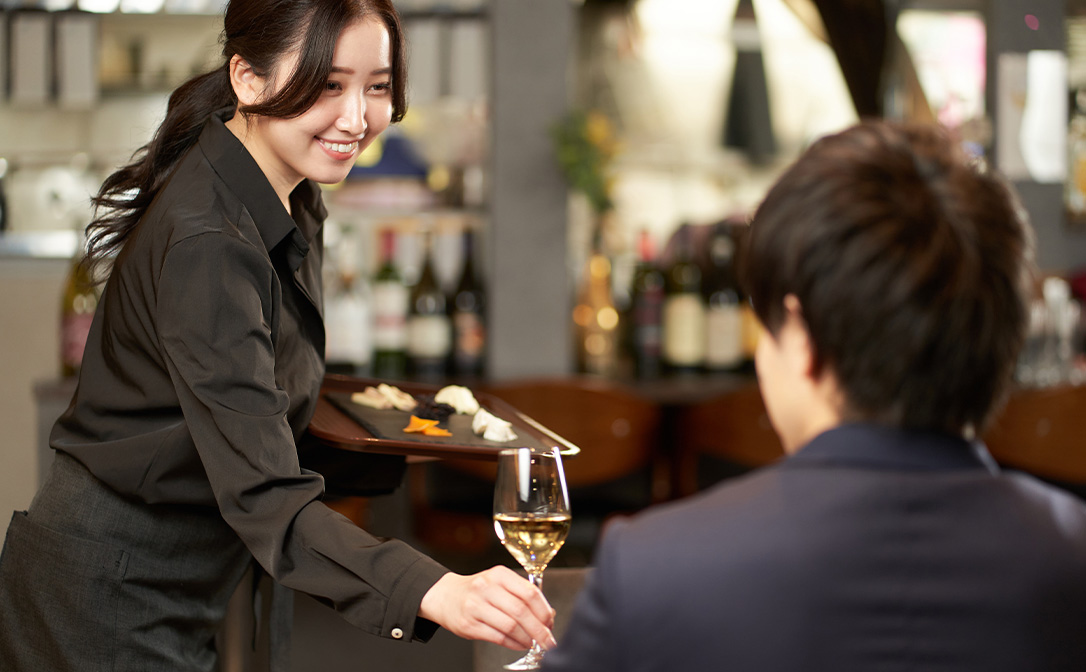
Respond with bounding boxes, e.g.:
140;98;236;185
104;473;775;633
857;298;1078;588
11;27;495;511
317;137;359;159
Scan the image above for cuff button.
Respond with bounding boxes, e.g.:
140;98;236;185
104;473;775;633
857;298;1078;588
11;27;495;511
391;627;404;639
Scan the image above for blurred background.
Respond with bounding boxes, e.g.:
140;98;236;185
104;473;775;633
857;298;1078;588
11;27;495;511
2;0;1086;667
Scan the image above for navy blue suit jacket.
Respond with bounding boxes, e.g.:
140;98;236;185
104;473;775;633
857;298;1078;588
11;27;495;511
542;424;1086;672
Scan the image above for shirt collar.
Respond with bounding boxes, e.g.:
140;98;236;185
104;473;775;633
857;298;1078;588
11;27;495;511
197;107;327;271
785;423;1001;474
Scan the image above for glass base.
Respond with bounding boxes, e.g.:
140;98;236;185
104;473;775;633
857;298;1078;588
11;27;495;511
504;644;545;671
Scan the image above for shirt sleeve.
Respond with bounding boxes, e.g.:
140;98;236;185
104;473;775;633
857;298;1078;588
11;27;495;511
540;521;624;672
156;230;448;641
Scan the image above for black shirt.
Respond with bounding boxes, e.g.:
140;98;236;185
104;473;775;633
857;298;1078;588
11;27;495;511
51;109;446;640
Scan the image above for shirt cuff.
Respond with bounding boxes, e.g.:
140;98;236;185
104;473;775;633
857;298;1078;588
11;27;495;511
381;554;450;642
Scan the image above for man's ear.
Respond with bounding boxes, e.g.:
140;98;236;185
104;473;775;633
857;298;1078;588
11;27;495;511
783;293;843;412
781;294;818;381
228;54;264;107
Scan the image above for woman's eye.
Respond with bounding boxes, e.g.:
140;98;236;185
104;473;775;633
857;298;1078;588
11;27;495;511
370;82;391;94
325;81;343;92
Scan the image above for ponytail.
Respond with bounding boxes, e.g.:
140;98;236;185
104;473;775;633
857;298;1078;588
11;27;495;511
84;64;235;281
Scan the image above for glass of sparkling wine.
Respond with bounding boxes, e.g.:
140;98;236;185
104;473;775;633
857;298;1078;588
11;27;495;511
493;446;571;671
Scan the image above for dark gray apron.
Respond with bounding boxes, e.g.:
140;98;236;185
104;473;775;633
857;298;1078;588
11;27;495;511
0;451;289;671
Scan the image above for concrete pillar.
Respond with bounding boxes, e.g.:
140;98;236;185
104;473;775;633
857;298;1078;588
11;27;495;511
487;0;577;379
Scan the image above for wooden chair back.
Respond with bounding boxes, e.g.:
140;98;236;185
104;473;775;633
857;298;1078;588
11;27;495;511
673;382;785;497
982;383;1086;487
457;376;662;489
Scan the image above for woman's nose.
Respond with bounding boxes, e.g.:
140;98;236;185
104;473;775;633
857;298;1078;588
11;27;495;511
336;95;368;136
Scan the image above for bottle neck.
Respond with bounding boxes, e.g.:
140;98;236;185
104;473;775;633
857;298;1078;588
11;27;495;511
675;225;694;264
380;229;396;265
590;218;606;256
638;230;655;264
460;231;476;279
417;231;438;287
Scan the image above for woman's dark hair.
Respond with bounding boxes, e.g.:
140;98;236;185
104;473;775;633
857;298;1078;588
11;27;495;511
743;121;1034;435
84;0;407;279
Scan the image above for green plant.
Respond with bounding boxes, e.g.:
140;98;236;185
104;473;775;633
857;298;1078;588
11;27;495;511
551;109;618;214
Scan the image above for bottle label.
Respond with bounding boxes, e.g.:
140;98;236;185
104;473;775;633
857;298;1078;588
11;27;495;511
662;294;706;366
60;312;94;371
372;282;408;349
706;304;743;368
1070;152;1086;214
453;312;485;360
636;323;662;354
325;292;371;365
408;315;451;358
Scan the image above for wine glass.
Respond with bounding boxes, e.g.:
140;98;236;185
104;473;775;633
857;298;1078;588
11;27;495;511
493;446;571;671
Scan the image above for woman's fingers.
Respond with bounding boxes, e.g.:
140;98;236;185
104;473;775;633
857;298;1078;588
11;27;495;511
460;592;535;649
418;567;557;651
479;567;557;639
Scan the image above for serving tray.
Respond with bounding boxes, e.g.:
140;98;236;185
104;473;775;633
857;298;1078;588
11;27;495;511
308;374;580;461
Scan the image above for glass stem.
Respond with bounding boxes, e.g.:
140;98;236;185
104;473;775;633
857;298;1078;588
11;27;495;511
523;570;546;659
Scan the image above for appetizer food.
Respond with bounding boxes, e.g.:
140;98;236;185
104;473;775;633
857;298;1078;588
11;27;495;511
378;383;418;412
471;408;518;443
350;381;516;443
350;387;393;410
404;415;439;433
434;385;481;415
402;415;452;437
350;384;418;412
413;395;456;423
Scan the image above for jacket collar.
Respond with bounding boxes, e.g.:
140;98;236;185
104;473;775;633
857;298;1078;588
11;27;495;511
784;423;1001;474
196;107;327;272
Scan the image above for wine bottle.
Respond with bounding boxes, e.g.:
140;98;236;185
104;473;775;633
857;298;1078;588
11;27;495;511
324;271;371;375
662;224;706;374
59;238;100;378
704;223;743;372
733;225;760;366
407;231;451;381
371;228;408;379
1067;89;1086;219
573;227;619;377
630;229;665;378
450;228;486;378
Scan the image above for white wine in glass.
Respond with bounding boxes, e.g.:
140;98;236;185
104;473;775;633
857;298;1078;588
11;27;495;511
493;446;571;671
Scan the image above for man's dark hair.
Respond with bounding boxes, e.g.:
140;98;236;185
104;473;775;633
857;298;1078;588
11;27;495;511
743;121;1034;435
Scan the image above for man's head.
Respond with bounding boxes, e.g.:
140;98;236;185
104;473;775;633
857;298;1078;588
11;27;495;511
744;121;1033;448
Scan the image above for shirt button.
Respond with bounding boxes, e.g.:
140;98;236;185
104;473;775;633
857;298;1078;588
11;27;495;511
391;627;404;640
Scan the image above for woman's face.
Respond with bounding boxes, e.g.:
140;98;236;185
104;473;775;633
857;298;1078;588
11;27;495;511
245;16;393;195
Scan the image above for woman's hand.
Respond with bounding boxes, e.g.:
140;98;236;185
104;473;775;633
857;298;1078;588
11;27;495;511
418;566;557;651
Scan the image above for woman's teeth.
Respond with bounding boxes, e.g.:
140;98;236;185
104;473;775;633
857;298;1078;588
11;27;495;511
320;140;357;153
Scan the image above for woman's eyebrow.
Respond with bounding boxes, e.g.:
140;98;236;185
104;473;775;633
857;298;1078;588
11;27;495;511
329;66;393;76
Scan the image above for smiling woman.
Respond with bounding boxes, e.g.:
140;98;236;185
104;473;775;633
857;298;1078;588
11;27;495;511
225;17;395;206
0;0;556;670
80;0;409;282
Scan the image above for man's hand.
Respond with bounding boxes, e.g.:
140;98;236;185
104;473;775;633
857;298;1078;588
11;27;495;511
419;566;557;650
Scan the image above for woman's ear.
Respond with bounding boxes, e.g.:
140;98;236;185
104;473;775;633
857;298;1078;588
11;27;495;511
228;54;263;107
